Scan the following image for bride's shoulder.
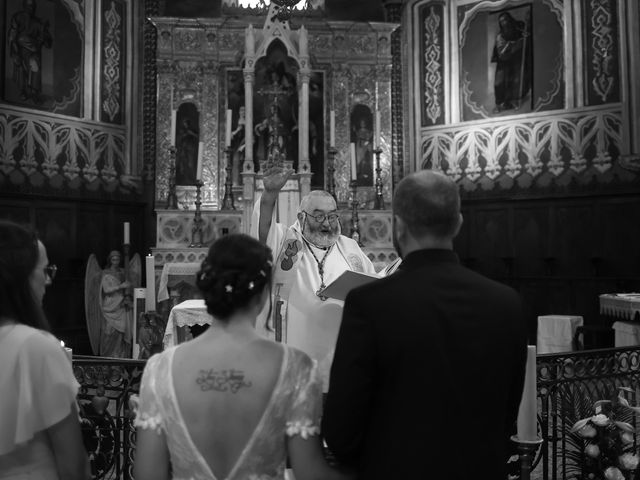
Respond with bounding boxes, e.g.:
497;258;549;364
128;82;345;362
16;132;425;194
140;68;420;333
282;345;314;370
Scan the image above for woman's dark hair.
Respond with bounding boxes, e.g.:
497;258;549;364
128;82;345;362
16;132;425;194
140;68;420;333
0;220;49;330
196;234;273;321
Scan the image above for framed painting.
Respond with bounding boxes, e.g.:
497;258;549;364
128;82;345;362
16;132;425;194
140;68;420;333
1;0;83;116
458;0;565;121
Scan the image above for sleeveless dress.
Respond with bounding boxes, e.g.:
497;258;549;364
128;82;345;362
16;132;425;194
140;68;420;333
0;323;79;480
133;344;323;480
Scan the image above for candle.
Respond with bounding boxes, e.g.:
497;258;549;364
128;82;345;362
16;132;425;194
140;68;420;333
145;254;156;312
374;110;381;148
196;142;203;181
170;110;177;146
225;109;232;147
517;345;538;441
123;222;130;245
329;110;335;147
350;142;357;180
375;81;379;111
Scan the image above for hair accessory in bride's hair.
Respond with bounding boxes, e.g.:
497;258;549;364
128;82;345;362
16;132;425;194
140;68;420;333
248;281;255;290
225;285;233;293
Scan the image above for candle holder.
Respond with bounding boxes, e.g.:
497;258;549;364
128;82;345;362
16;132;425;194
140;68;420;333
221;146;236;210
510;435;543;480
166;146;178;210
189;180;205;248
349;180;363;245
326;146;338;201
373;147;385;210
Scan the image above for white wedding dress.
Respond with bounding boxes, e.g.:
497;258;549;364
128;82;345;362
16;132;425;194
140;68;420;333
133;344;322;480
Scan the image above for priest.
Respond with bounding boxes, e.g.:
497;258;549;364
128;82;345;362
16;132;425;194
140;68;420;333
251;165;376;390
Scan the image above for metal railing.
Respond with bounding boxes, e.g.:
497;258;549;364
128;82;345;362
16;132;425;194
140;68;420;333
73;346;640;480
536;346;640;480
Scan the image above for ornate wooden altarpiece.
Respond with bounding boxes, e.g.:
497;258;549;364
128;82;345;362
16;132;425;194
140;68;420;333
148;2;400;307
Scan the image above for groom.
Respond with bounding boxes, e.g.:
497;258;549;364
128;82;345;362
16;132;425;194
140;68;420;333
322;170;528;479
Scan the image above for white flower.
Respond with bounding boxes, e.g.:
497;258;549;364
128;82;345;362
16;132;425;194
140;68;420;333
577;425;597;438
591;414;610;426
619;452;640;470
585;444;600;458
604;466;625;480
621;432;635;444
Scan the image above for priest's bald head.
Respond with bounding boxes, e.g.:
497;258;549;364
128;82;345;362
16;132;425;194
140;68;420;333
392;170;462;258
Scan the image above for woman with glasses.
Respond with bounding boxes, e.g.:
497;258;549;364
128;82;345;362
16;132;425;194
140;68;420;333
0;220;89;479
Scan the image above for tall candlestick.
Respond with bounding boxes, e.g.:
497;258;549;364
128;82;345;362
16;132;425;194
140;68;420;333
375;81;379;111
225;109;232;147
170;110;177;147
329;110;335;147
299;25;308;57
350;142;357;180
374;110;381;148
145;254;156;312
123;222;130;245
196;142;203;181
517;345;538;441
246;24;255;56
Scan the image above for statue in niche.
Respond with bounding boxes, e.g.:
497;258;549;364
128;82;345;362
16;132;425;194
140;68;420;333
231;106;246;184
253;42;298;169
175;103;200;185
350;106;374;187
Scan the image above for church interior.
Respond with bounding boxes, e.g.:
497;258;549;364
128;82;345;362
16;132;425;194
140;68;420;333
1;0;640;478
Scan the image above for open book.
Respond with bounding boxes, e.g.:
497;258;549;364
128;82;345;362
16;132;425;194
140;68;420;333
318;270;380;301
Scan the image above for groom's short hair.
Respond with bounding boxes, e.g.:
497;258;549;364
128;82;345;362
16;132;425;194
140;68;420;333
393;170;461;239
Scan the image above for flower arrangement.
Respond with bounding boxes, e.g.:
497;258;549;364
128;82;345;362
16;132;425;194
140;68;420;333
571;387;640;480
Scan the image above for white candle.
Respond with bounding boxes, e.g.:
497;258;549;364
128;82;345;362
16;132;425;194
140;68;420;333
170;110;177;146
517;345;538;441
299;25;308;57
350;143;357;180
196;142;203;181
374;110;381;148
246;24;255;56
123;222;130;245
145;255;156;312
329;110;335;147
225;109;232;147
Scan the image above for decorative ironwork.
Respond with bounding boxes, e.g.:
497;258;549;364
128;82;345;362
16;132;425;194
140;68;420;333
73;356;145;480
536;346;640;480
373;147;384;209
326;146;337;201
166;147;178;209
189;180;205;247
221;147;236;210
349;180;362;245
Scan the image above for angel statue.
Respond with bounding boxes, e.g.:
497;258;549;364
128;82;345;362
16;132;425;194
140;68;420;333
85;250;141;357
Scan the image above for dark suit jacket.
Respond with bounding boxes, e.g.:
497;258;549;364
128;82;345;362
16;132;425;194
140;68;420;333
322;249;527;480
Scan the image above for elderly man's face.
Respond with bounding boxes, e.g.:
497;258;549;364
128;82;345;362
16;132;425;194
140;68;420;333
301;195;341;248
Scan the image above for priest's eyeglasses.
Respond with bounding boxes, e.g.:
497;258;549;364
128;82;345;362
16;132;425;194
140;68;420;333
303;212;340;224
44;264;57;280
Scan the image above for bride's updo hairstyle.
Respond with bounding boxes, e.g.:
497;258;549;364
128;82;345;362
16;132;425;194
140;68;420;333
196;234;273;321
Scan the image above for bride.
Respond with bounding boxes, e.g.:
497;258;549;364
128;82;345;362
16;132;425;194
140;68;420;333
133;234;351;480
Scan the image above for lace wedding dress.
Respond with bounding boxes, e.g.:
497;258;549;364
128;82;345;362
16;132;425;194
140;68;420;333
133;344;322;480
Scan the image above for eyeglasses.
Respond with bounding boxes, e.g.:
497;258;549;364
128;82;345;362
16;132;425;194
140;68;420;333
44;264;57;280
303;212;340;224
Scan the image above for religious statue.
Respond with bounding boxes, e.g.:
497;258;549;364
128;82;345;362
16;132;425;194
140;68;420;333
491;10;532;113
85;250;141;357
354;119;374;186
175;118;200;185
8;0;53;104
137;311;164;360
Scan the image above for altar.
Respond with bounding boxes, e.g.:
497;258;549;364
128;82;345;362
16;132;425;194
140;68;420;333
599;293;640;321
163;299;210;349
